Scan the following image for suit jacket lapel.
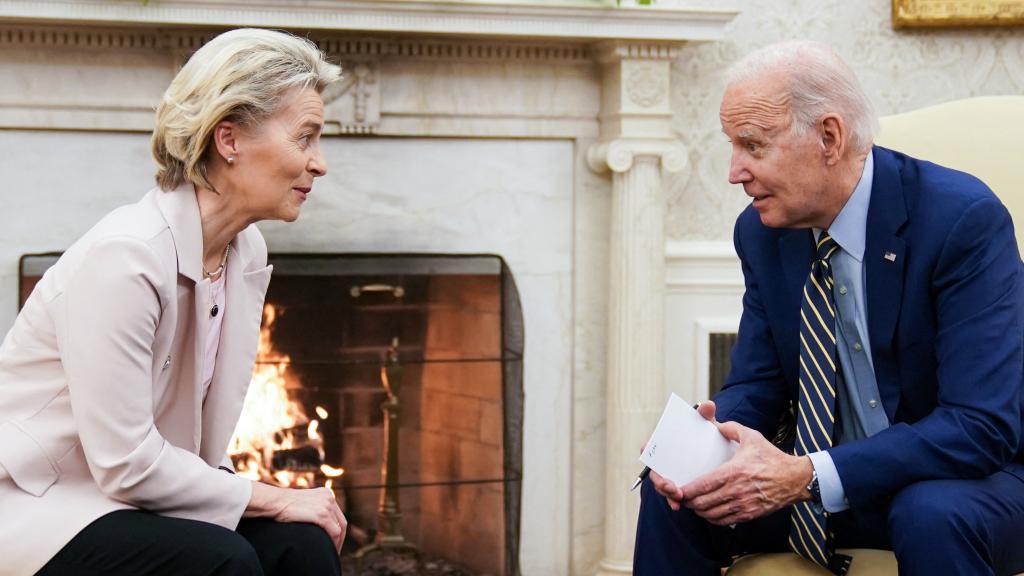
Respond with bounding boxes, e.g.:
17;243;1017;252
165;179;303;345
199;228;272;465
154;181;204;284
864;147;908;421
153;183;273;459
779;228;815;317
153;183;206;451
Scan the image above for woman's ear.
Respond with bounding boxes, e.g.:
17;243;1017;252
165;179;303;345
212;121;239;164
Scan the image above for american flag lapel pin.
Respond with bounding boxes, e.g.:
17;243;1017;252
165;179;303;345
884;251;897;263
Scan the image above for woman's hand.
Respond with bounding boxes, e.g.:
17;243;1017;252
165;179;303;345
246;481;348;550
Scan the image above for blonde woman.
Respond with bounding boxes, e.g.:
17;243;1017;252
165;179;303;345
0;29;346;575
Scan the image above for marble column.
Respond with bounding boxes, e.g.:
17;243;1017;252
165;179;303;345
587;42;687;575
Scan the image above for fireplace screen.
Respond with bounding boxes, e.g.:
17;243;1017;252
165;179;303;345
19;252;524;576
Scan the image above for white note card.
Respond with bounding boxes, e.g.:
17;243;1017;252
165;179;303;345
640;393;738;487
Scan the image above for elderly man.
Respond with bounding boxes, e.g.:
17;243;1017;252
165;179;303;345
633;41;1024;576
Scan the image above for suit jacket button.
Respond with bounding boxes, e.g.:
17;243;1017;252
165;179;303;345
868;399;878;409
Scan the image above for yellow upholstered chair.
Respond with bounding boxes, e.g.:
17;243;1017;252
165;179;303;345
726;96;1024;576
874;96;1024;252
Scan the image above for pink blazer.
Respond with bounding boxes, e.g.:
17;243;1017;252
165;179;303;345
0;182;273;575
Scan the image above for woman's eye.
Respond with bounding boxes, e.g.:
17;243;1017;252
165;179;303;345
298;134;311;147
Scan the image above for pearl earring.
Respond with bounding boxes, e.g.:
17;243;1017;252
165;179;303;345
227;155;235;165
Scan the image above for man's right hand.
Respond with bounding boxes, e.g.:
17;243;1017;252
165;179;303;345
246;481;348;550
648;401;720;510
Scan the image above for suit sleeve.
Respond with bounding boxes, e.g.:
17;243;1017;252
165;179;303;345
829;196;1023;507
54;236;252;528
713;219;792;438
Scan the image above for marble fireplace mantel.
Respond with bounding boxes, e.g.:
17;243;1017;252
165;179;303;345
0;2;738;574
0;0;734;42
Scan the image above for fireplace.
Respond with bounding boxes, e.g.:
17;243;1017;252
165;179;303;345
2;4;740;570
253;253;524;576
19;252;524;576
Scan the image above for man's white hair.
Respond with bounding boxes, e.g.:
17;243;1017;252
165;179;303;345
725;40;878;152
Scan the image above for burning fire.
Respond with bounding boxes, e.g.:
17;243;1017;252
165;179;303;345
229;304;344;488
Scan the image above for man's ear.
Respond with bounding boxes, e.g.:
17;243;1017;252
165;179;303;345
212;121;239;163
819;114;845;166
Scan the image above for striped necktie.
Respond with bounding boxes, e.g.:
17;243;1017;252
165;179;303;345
789;233;851;575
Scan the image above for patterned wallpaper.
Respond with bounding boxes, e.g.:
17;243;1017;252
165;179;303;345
666;0;1024;241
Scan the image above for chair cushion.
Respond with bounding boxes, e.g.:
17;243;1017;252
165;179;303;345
726;550;1024;576
726;549;896;576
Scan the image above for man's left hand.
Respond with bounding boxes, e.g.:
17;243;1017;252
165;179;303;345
678;420;814;526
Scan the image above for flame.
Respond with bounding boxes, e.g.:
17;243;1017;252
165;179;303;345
321;464;345;478
228;304;344;488
315;405;329;419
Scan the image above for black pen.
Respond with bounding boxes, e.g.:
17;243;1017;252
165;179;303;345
629;466;650;491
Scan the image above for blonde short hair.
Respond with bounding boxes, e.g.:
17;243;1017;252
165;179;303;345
152;28;342;191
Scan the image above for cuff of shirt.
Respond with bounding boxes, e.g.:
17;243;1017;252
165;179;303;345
807;450;849;513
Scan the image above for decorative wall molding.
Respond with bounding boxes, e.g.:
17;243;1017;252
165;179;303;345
325;38;593;62
0;25;194;51
323;58;381;134
665;240;742;290
587;138;687;173
0;24;594;62
592;41;683;63
626;63;668;108
0;22;743;138
663;240;743;413
0;0;738;43
0;23;604;135
588;31;693;573
693;315;741;401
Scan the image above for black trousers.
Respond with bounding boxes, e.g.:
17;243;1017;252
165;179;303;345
35;510;342;576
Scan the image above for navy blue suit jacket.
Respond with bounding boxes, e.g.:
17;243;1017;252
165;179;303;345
714;146;1024;509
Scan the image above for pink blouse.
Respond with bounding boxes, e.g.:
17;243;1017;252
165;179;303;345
201;273;226;401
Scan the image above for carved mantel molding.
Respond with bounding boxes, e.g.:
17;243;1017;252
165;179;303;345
585;37;691;576
0;12;736;135
0;0;736;42
587;138;688;174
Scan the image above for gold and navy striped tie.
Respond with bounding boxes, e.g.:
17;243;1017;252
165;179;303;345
789;233;851;575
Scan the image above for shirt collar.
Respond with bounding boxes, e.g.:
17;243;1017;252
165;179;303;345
814;152;874;263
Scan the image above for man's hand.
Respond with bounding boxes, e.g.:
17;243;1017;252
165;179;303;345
650;401;815;525
648;402;721;511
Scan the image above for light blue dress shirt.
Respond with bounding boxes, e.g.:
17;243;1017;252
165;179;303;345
806;153;890;512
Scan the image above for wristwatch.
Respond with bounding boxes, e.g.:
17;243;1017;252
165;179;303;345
806;469;823;508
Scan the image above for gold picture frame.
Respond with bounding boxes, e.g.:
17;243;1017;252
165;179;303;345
893;0;1024;27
